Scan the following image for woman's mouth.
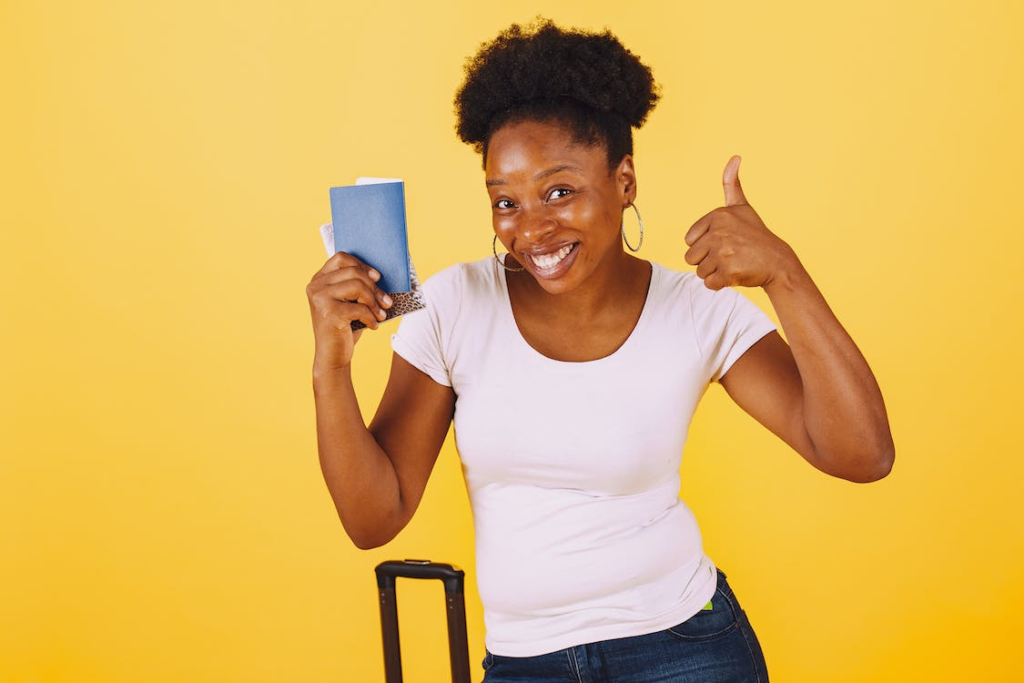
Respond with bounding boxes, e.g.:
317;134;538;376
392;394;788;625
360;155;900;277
523;242;579;277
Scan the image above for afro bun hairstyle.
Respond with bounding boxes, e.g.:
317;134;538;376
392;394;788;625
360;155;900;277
454;18;661;169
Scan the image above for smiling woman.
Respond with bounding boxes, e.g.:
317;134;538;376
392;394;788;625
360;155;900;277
483;119;654;362
306;17;894;683
486;122;635;289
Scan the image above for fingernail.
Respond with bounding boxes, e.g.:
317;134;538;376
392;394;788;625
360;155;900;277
369;269;381;281
378;308;386;320
382;294;393;307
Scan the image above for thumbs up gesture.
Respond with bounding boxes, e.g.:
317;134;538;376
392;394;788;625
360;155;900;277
684;156;797;291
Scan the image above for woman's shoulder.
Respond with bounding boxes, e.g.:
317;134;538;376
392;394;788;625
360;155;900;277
649;259;748;304
420;257;500;296
413;257;504;325
646;260;759;329
648;260;702;300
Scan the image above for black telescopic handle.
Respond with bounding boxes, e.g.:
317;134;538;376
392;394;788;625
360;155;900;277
375;559;465;593
374;560;471;683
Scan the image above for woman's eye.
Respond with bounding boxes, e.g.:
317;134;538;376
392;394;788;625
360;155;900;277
494;199;516;210
548;188;573;201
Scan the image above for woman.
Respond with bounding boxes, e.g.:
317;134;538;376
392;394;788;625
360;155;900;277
306;19;894;682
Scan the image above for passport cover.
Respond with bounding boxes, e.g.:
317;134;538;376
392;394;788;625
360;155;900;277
322;178;425;330
329;180;411;294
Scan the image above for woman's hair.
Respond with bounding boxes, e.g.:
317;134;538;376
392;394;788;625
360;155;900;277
454;18;661;170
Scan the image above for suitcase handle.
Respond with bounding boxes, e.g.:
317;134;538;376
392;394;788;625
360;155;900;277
374;560;471;683
376;559;465;593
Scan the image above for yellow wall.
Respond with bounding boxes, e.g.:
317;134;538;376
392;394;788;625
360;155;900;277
3;0;1022;680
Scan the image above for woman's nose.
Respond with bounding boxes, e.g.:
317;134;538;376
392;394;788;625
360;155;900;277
519;207;557;242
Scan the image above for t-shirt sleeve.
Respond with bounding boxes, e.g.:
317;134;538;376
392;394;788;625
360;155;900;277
390;271;454;388
687;278;778;383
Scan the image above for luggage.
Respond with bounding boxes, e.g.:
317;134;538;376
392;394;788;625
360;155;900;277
375;560;472;683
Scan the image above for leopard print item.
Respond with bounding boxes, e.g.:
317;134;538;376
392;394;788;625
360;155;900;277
350;291;425;330
350;257;426;331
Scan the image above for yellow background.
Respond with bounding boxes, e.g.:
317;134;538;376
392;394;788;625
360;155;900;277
3;0;1022;680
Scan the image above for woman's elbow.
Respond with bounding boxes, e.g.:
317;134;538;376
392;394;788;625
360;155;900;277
844;442;896;483
351;535;388;551
346;525;397;550
338;508;407;550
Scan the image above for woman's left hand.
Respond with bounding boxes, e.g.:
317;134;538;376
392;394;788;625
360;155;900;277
684;156;799;291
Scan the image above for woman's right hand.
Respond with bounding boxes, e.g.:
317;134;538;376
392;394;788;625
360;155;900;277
306;251;394;371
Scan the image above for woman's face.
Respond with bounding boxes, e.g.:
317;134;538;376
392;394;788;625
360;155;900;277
485;119;636;295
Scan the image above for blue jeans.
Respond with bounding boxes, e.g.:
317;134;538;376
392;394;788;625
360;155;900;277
481;569;769;682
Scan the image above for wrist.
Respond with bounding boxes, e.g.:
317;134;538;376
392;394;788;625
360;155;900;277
764;247;808;295
312;358;353;384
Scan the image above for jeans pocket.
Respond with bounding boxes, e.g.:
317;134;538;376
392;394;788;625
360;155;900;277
666;587;740;642
482;650;494;672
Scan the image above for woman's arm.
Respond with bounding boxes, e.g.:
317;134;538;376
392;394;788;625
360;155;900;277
719;281;894;482
685;156;894;483
308;252;455;548
313;356;455;548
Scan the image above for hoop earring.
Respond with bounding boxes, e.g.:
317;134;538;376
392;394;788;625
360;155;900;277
493;235;525;272
621;202;644;253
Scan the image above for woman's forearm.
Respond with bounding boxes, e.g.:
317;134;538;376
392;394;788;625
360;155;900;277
763;258;895;482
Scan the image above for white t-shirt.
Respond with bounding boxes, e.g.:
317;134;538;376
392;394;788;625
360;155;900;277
391;257;776;657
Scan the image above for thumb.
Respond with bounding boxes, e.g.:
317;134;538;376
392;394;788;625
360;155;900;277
723;154;748;206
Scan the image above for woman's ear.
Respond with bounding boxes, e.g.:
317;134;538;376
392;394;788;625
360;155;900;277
616;155;638;205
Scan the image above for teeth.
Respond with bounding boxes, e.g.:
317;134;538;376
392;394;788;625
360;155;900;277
530;244;573;270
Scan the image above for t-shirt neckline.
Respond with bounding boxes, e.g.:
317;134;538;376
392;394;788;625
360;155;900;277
495;255;659;366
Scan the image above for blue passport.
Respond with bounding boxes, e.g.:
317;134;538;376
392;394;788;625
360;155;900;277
323;178;425;330
328;179;411;294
